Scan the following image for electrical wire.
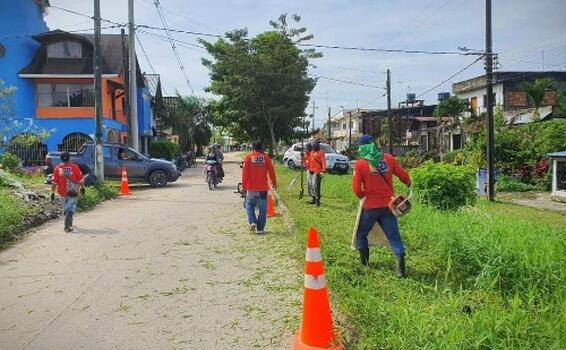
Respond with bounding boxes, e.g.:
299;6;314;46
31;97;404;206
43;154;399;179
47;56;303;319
152;0;194;94
135;33;157;74
314;76;385;89
416;55;484;98
50;4;124;26
0;25;123;40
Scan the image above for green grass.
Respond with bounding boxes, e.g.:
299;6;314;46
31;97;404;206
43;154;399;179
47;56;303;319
0;190;26;244
276;165;565;349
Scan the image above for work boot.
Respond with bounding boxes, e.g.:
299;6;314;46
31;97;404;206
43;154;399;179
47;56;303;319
316;197;321;207
358;247;370;266
396;254;406;278
308;197;316;205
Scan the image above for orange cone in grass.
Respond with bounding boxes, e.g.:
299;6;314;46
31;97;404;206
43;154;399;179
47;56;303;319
294;227;343;350
119;167;129;195
267;192;276;218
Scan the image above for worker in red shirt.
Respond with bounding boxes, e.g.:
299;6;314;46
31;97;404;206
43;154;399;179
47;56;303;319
308;140;326;206
51;152;84;233
352;135;411;277
241;140;277;234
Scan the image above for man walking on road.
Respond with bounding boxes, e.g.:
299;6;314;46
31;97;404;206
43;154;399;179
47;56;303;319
308;140;326;207
51;152;84;233
241;140;277;234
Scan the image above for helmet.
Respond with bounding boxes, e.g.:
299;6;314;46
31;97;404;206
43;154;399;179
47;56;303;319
210;143;217;149
305;143;313;150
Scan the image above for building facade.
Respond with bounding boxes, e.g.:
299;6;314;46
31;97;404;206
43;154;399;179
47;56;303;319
0;1;154;165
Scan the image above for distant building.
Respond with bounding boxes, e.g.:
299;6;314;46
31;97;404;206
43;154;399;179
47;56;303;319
453;71;566;125
330;109;366;152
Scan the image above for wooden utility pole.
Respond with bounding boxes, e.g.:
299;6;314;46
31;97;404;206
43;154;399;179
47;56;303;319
348;111;353;149
386;69;393;154
485;0;495;201
327;106;331;144
93;0;104;180
121;28;130;146
128;0;139;151
311;101;317;131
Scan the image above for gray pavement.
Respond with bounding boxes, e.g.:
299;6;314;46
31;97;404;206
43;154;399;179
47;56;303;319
0;158;300;350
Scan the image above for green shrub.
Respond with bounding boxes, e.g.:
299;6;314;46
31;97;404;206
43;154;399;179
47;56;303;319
77;181;118;211
442;150;466;165
412;162;477;210
0;153;20;171
0;192;24;244
148;141;180;160
397;150;438;169
496;175;546;192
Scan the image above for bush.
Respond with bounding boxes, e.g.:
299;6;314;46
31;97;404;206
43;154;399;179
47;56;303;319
397;150;439;169
442;150;466;165
77;181;118;211
148;141;180;160
0;153;20;171
412;162;477;210
497;175;546;192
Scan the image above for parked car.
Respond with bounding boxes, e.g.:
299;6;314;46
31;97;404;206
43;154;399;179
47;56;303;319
283;142;350;174
45;142;180;187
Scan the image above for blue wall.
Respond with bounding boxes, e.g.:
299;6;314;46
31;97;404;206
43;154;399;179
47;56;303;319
0;1;48;123
137;86;153;137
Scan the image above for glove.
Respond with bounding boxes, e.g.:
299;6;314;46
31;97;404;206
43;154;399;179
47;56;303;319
50;192;55;201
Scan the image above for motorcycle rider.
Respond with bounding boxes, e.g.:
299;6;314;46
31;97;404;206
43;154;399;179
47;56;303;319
210;144;225;181
241;140;277;234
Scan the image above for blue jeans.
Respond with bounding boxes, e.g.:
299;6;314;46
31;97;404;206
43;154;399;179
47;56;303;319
357;207;405;257
60;196;78;216
246;191;268;231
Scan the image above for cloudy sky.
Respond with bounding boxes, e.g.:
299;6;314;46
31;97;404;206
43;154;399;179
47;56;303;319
44;0;566;127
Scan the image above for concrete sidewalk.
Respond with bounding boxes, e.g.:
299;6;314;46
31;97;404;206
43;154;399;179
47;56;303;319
0;163;300;350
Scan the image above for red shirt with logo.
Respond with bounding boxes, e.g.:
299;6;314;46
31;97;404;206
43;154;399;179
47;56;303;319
352;153;411;209
308;150;326;174
53;163;84;197
242;151;277;192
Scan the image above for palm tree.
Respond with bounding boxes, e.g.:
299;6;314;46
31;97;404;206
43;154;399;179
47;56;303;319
520;78;555;121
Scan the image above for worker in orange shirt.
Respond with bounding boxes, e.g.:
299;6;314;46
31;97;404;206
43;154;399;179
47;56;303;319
241;140;277;234
308;140;326;206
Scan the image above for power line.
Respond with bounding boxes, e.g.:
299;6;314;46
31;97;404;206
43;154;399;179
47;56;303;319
137;29;208;53
0;25;123;40
383;0;436;48
135;33;157;74
314;76;385;89
152;1;194;94
137;24;483;56
416;55;484;98
50;4;124;26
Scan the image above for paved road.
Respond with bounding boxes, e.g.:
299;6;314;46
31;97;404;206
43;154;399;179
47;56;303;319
0;157;300;350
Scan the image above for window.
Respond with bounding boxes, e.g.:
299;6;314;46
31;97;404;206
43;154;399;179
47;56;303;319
37;84;95;107
342;123;347;130
47;41;82;58
103;146;112;159
483;93;497;107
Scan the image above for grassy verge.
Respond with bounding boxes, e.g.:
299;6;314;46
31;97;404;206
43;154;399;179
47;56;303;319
276;165;565;349
77;181;119;211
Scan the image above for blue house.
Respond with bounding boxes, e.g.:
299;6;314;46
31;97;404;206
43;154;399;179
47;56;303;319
0;0;155;165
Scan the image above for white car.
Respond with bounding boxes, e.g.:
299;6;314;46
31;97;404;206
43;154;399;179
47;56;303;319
283;142;350;174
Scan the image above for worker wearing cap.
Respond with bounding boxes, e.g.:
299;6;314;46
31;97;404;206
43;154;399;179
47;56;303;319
352;134;411;277
241;140;277;234
308;140;326;206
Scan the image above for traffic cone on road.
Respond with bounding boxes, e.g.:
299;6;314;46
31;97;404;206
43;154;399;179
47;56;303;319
120;167;130;195
293;227;343;350
267;192;276;218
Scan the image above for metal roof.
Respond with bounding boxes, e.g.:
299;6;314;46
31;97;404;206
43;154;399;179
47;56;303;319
548;151;566;159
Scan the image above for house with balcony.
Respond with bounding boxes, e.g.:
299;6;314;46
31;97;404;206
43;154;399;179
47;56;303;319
0;0;154;165
452;71;566;125
330;109;365;152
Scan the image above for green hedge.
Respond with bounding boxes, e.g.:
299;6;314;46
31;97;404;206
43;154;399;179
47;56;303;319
77;181;119;211
148;141;180;161
412;162;477;210
0;153;20;171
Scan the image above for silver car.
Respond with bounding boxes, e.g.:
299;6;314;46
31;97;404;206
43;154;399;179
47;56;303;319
283;142;350;174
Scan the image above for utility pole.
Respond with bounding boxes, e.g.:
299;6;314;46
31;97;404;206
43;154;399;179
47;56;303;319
121;28;130;146
93;0;104;180
311;101;316;131
327;106;331;144
348;110;353;149
386;69;393;154
485;0;495;201
128;0;139;151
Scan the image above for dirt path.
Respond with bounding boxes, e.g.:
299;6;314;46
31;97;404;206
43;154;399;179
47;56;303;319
0;158;301;350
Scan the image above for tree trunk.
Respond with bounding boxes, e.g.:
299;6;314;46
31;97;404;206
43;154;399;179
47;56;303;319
267;119;277;158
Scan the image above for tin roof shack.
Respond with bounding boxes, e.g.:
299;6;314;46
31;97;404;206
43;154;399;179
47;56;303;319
453;71;566;125
549;151;566;203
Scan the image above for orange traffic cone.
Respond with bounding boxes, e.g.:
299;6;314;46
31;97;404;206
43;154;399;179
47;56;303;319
119;167;130;195
294;228;343;350
267;192;276;218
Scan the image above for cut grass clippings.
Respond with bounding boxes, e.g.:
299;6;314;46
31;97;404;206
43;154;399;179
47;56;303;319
276;165;565;349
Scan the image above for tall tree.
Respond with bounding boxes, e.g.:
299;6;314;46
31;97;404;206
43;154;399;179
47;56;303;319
164;96;211;154
433;96;469;154
201;17;318;155
521;78;555;121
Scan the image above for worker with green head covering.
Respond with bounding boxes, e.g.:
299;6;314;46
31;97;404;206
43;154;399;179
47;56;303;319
352;135;412;277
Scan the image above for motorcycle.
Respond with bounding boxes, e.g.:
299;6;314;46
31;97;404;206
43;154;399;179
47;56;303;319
204;160;220;190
